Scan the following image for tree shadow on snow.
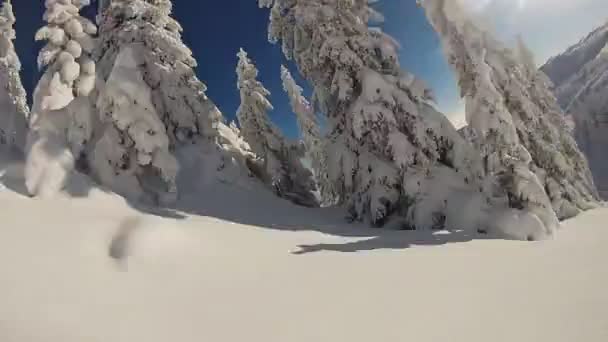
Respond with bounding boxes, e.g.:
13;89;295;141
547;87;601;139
291;230;487;255
149;181;499;255
0;158;500;254
128;199;187;220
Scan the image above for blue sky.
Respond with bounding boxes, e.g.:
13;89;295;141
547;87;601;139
11;0;608;137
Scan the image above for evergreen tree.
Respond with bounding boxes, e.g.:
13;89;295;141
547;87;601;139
237;49;317;207
0;0;29;153
25;0;97;197
421;0;598;224
280;65;335;205
91;0;223;203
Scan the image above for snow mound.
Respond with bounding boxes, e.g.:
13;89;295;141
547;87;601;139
24;130;75;198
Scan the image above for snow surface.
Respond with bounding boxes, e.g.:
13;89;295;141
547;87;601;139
0;157;607;342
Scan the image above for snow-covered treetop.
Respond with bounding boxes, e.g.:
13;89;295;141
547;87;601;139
237;48;274;114
280;65;311;117
236;48;279;156
98;0;191;67
420;0;520;144
37;0;97;69
35;0;97;110
97;0;221;142
0;0;19;68
280;64;320;155
0;0;16;41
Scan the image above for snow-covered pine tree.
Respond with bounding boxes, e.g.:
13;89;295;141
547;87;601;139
0;0;29;153
237;49;317;207
91;0;223;204
33;0;97;113
280;65;335;205
259;0;505;233
421;0;598;223
25;0;97;197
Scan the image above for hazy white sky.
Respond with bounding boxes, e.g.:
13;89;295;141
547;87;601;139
444;0;608;124
472;0;608;62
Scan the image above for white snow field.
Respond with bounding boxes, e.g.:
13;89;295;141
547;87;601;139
0;157;607;342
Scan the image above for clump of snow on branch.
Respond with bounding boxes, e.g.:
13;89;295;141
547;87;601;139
0;0;29;153
237;49;318;207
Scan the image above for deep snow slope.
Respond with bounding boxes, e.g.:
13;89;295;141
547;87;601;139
0;156;607;342
542;22;608;198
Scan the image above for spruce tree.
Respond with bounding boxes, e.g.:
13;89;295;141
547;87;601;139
92;0;223;203
25;0;96;197
280;65;335;205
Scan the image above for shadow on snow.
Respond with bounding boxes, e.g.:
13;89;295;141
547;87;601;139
0;157;498;255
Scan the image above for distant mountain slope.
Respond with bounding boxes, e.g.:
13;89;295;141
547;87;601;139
542;21;608;198
541;23;608;97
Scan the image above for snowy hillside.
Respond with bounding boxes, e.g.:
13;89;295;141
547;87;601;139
1;155;607;342
542;22;608;197
541;23;608;101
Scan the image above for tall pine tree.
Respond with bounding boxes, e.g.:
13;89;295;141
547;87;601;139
25;0;97;197
280;65;335;205
91;0;223;203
